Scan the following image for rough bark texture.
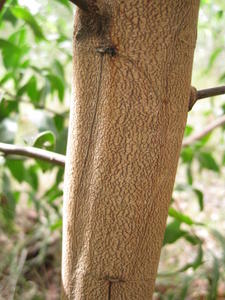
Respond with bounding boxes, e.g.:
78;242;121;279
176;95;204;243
62;1;200;299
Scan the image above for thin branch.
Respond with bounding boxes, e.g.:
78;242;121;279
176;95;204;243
182;114;225;147
69;0;89;11
0;0;6;11
189;85;225;110
197;85;225;100
0;143;65;167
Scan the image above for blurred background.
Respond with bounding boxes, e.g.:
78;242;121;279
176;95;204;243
0;0;224;299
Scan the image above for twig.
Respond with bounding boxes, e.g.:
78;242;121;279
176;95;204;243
0;0;6;11
197;85;225;100
182;114;225;147
0;143;65;167
189;85;225;110
69;0;89;11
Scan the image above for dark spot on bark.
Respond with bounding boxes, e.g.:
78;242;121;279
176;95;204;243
96;46;117;57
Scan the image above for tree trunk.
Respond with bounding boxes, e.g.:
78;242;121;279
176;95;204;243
62;1;200;299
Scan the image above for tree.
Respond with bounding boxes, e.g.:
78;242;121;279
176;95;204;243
61;1;201;299
0;0;225;299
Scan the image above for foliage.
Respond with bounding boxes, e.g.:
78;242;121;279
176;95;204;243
0;0;225;299
0;0;71;298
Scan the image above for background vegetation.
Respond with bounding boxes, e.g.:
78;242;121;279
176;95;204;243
0;0;224;299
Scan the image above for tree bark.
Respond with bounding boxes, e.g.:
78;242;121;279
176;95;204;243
62;1;200;299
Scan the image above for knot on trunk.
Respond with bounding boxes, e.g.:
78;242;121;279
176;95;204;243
189;86;198;111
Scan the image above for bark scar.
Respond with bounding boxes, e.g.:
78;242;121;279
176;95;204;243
96;46;117;57
104;276;125;300
78;55;104;189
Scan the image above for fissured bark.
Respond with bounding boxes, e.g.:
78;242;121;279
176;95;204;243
62;1;200;299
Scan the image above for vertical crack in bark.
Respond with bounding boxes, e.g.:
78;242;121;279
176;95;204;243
108;281;112;300
106;277;124;299
78;54;104;189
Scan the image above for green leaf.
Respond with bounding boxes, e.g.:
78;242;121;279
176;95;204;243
0;98;18;120
198;152;219;173
56;167;64;184
0;0;18;25
193;188;204;211
219;72;225;83
54;115;64;132
0;38;21;69
21;75;41;103
55;127;68;154
33;130;56;151
48;189;63;204
11;7;45;40
39;82;51;103
181;147;194;163
207;257;220;300
26;165;39;190
194;132;212;150
222;152;225;165
50;218;62;231
0;37;27;69
168;207;195;226
158;245;203;277
184;233;202;245
17;75;41;103
175;185;204;212
46;74;65;102
191;245;204;270
187;164;193;185
0;38;20;52
9;27;28;47
211;229;225;265
205;47;223;74
163;220;186;245
53;59;65;80
0;72;14;85
27;76;38;100
216;10;223;19
55;0;71;9
184;125;194;137
6;159;26;183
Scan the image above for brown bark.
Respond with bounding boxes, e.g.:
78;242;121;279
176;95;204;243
62;1;200;299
